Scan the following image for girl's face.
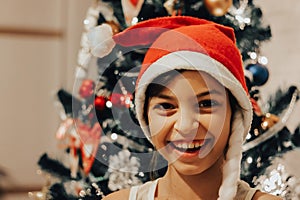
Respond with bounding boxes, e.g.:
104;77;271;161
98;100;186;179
147;70;232;175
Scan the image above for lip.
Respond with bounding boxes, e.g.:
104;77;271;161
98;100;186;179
167;139;212;159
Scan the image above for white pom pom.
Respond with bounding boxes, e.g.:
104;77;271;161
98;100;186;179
87;23;116;58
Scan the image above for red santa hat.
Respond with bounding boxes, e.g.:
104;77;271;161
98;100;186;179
94;16;252;138
89;16;253;199
88;16;252;136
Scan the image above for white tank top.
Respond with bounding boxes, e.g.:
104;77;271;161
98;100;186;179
129;179;257;200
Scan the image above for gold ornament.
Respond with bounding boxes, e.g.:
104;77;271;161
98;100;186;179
261;113;280;131
204;0;233;17
106;21;121;35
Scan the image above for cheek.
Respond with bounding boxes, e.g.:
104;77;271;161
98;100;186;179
148;111;169;138
206;108;231;141
214;109;232;146
148;114;172;150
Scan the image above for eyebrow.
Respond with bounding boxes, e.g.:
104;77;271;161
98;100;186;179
196;89;224;98
154;89;225;100
154;94;175;100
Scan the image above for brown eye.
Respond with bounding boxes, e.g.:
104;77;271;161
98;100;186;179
195;100;220;114
152;102;177;116
154;103;175;110
198;100;220;108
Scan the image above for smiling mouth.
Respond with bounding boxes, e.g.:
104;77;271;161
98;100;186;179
168;140;208;153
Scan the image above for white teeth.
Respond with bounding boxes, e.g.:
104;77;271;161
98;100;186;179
194;143;201;148
173;141;204;149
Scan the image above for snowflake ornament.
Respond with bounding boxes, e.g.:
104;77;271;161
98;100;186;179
107;149;142;191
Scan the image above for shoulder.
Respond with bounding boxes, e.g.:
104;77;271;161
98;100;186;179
252;191;283;200
236;180;282;200
102;188;131;200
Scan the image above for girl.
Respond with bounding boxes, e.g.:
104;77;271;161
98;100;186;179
89;16;281;200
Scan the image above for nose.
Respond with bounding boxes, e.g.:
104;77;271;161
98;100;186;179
173;110;199;135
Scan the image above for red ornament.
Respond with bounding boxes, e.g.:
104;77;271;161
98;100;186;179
130;0;138;6
110;93;133;108
79;79;95;98
94;96;107;110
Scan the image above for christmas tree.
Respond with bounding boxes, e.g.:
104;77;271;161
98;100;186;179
32;0;300;199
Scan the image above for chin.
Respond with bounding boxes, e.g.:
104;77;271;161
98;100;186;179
171;161;209;176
